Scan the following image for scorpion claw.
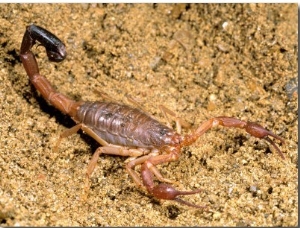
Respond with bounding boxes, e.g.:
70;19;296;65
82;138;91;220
245;122;284;142
174;197;207;209
264;137;285;159
151;183;205;209
245;122;285;159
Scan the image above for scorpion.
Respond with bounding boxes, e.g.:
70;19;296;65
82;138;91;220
20;24;285;209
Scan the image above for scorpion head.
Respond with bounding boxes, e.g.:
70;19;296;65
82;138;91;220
158;128;182;147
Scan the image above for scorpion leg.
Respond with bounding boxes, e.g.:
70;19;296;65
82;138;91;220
54;124;82;152
159;105;191;134
93;89;120;103
87;145;149;180
54;123;109;152
83;145;149;200
79;126;150;187
126;153;174;189
126;155;152;188
184;116;285;159
54;123;152;197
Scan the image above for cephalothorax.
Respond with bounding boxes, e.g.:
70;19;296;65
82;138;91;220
20;24;285;208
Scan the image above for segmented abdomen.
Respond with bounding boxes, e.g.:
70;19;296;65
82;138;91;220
76;102;178;148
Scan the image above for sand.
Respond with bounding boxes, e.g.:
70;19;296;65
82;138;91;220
0;3;297;226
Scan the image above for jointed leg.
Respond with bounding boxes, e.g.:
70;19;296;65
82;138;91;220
82;144;150;201
126;152;174;189
54;123;83;152
126;154;152;188
159;105;191;134
54;123;153;199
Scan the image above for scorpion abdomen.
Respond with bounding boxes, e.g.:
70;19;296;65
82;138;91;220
76;102;180;148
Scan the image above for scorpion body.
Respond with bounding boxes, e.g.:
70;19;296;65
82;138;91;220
77;101;180;149
20;24;285;209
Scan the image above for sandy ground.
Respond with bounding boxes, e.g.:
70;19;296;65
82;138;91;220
0;3;298;226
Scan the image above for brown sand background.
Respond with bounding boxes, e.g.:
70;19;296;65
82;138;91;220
0;3;298;226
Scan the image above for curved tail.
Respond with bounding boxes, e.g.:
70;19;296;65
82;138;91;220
20;24;80;117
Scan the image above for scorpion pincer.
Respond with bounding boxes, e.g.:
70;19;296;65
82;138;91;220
19;24;285;209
